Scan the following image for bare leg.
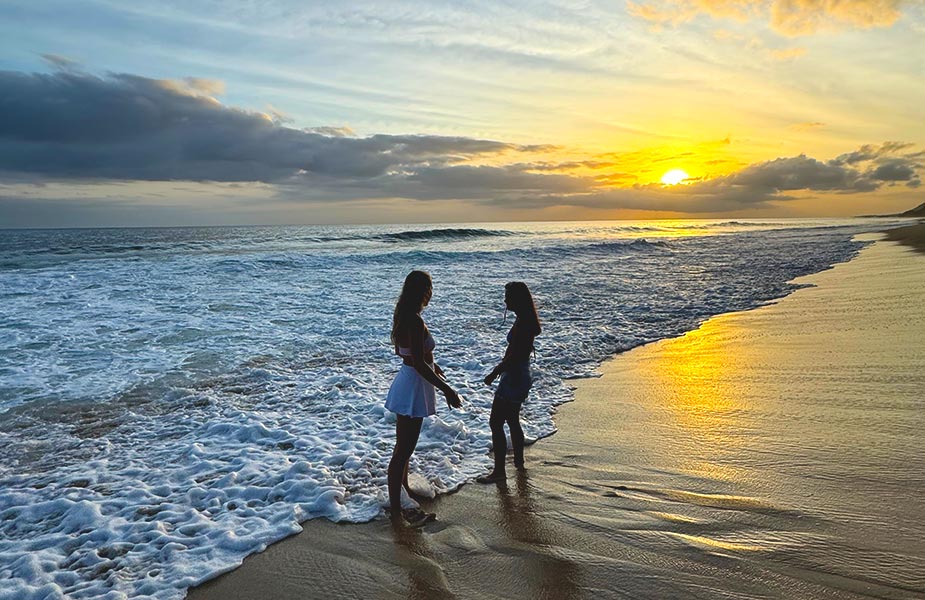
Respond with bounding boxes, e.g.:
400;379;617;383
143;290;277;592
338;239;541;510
506;403;525;470
388;415;423;517
478;394;509;483
401;421;422;496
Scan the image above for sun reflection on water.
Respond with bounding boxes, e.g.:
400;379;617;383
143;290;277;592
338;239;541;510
647;318;755;484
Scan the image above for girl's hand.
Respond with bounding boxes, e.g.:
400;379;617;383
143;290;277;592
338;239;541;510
484;372;497;386
445;388;462;409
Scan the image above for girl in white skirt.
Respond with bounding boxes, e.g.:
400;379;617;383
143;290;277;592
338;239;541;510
386;270;461;525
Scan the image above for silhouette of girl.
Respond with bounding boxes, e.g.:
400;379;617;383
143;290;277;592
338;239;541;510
385;270;462;525
479;281;541;483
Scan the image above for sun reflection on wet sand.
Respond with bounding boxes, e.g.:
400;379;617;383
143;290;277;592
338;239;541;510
568;235;925;591
647;318;757;483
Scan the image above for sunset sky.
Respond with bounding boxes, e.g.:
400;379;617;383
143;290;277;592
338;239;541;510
1;0;923;227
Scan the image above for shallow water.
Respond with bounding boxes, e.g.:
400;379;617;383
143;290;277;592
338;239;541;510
0;218;904;599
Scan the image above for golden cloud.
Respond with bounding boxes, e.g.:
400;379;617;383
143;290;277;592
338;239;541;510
155;77;226;99
628;0;904;35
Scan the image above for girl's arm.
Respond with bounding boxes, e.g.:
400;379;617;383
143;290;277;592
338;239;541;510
485;343;515;383
485;323;536;384
409;316;461;407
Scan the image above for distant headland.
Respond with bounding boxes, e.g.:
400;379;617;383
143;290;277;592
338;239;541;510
859;201;925;218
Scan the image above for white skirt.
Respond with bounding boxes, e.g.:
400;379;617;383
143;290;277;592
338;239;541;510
385;364;436;418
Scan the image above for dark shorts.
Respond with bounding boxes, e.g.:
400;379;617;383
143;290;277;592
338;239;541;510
495;362;532;404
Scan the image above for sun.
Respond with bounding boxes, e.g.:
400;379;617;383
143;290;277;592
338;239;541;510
660;169;690;185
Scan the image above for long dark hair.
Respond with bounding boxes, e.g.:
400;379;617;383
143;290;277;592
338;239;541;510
505;281;541;335
391;270;432;349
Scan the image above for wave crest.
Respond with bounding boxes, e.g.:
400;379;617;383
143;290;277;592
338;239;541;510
376;228;515;242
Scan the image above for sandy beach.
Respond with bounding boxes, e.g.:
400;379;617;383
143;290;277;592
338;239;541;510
188;227;925;600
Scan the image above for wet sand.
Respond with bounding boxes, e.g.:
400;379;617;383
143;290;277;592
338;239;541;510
884;221;925;252
188;230;925;600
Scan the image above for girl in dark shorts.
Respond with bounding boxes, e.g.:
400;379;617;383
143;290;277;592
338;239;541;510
478;281;541;483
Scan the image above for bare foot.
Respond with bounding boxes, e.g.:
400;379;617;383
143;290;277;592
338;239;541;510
390;507;435;527
403;508;436;526
476;471;507;484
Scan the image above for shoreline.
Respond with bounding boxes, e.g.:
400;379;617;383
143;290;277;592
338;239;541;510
188;226;925;599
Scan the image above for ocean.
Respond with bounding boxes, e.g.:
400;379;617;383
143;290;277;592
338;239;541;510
0;219;898;599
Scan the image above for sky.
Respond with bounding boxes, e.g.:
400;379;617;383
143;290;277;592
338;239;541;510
1;0;923;227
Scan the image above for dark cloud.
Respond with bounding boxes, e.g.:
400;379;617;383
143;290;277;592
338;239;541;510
830;142;923;189
672;146;922;204
726;154;878;193
872;160;916;182
0;69;520;183
834;141;915;165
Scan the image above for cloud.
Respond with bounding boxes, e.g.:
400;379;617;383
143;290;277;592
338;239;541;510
828;142;923;187
686;144;923;200
871;160;916;181
771;0;903;35
725;154;875;192
0;67;921;220
176;77;225;97
0;69;522;183
628;0;904;36
41;53;81;72
833;141;915;164
304;125;355;137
